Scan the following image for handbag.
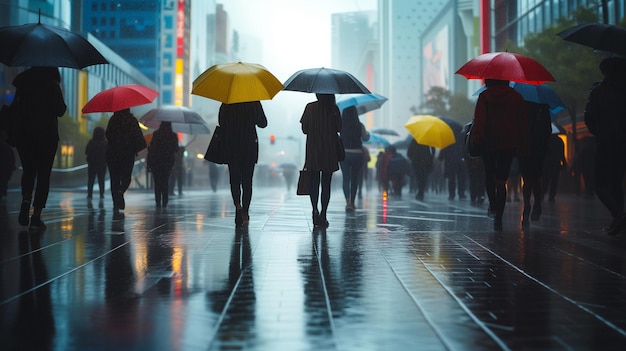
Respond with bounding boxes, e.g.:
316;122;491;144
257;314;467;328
204;125;227;164
296;167;310;195
466;123;483;158
337;134;345;162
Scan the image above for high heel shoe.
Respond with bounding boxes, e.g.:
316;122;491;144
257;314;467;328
312;210;320;226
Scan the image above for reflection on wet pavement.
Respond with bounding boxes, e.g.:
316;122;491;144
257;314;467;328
1;187;625;350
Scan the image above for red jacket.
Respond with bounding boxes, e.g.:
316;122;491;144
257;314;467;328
472;85;529;156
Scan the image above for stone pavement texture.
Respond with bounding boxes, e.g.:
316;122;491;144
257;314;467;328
1;186;626;351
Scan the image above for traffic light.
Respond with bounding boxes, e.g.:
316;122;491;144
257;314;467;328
270;134;276;145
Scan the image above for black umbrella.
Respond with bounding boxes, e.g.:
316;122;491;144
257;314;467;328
0;21;108;68
283;67;371;94
557;22;626;57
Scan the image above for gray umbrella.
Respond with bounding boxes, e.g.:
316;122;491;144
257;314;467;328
282;67;370;94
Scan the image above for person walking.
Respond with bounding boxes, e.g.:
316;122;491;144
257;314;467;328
542;134;566;203
219;101;267;227
438;135;467;200
407;139;435;200
85;126;108;200
105;108;147;218
519;102;551;226
147;122;179;208
168;145;185;196
339;105;370;211
13;67;67;229
584;57;626;235
470;78;528;230
300;94;342;228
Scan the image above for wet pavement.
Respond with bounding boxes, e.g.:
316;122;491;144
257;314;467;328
1;185;626;350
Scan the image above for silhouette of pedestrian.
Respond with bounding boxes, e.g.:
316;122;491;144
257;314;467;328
85;126;107;200
462;122;485;204
13;67;67;229
105;108;147;218
542;134;566;203
339;105;370;211
407;139;434;200
470;78;528;230
519;102;551;226
300;94;342;228
438;134;467;200
219;101;267;227
386;146;411;198
584;57;626;235
147;122;179;208
169;145;185;196
208;162;220;192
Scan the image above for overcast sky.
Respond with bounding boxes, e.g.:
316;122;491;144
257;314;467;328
221;0;377;81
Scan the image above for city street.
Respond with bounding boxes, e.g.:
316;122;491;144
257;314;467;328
1;185;625;350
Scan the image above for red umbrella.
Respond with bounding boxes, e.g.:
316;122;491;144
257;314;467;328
455;52;555;85
82;84;158;113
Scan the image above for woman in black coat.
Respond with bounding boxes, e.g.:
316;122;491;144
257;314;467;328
85;126;108;199
147;122;179;208
301;94;342;228
218;101;268;226
105;108;147;217
13;67;67;230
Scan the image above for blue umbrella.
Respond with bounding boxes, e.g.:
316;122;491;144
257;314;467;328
336;93;388;115
363;133;390;147
474;82;565;113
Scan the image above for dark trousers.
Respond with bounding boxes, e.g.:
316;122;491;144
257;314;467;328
594;145;626;218
153;168;172;206
520;155;545;211
483;148;516;219
340;152;364;204
17;140;58;209
228;162;255;212
87;163;106;198
169;166;184;195
107;155;135;210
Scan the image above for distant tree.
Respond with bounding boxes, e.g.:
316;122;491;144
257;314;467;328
420;86;449;117
419;86;473;125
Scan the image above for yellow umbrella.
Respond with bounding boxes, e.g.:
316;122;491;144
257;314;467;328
404;115;456;149
191;62;283;104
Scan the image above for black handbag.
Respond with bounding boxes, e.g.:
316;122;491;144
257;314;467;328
466;123;483;158
297;167;310;195
204;125;227;164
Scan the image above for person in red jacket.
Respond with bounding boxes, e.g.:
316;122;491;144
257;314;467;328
471;79;528;230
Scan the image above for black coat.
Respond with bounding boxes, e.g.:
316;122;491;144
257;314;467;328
218;101;267;165
12;67;66;145
301;101;342;172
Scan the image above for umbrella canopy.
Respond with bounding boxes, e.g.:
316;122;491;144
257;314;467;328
140;105;210;135
473;82;565;112
0;21;108;69
191;62;282;104
364;133;391;147
370;128;399;136
336;93;387;114
82;84;159;113
557;23;626;57
404;115;456;149
455;52;555;85
283;67;371;94
437;117;463;134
